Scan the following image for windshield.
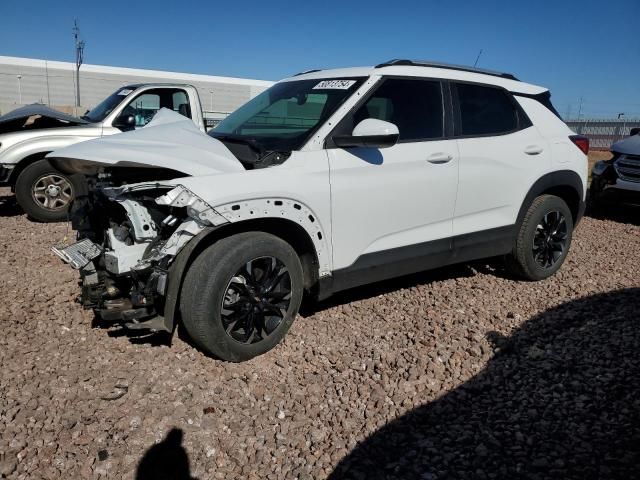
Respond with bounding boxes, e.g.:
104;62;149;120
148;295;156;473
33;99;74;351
210;77;366;151
83;87;134;123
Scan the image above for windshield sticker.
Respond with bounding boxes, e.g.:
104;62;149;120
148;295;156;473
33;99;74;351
118;89;133;96
312;80;356;90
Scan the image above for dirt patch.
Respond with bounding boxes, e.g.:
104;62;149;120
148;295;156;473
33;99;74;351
0;187;638;479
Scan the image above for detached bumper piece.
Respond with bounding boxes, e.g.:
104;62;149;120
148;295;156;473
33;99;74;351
52;238;102;269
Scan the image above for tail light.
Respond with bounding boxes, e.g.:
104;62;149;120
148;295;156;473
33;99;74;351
569;135;589;155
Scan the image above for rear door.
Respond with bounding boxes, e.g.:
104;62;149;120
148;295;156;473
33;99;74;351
452;82;551;236
327;77;459;272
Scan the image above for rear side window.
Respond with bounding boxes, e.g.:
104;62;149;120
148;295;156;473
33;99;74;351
455;83;518;136
532;91;561;119
350;78;444;142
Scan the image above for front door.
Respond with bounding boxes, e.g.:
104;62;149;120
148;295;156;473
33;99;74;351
327;77;459;279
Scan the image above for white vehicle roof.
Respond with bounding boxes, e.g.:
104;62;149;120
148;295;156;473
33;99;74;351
283;60;547;95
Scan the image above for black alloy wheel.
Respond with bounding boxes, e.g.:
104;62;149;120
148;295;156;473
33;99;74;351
506;194;574;281
180;232;304;362
532;210;568;269
221;257;292;345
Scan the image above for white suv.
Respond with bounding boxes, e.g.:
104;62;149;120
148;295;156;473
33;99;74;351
50;59;588;361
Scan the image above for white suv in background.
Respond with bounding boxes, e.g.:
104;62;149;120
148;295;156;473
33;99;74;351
51;59;588;361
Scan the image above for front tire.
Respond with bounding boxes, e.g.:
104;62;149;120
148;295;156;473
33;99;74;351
506;195;574;281
180;232;304;362
15;159;80;222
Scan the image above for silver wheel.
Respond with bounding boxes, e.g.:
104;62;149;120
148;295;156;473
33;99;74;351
31;174;73;211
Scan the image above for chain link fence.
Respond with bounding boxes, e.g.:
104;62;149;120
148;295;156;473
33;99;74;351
566;119;640;150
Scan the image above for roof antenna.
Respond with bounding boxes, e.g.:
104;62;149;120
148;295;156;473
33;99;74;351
473;49;483;67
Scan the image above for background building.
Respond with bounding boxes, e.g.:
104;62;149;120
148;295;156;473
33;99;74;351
0;55;273;126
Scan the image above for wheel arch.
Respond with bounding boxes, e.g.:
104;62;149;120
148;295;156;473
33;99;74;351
516;170;585;229
8;151;52;187
161;216;325;333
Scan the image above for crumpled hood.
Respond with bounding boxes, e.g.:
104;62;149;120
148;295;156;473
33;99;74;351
48;108;244;176
611;133;640;156
0;104;89;134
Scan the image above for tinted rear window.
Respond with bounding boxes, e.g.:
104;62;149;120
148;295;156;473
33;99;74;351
456;83;518;136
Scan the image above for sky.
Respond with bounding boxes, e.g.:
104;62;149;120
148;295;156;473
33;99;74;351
1;0;638;119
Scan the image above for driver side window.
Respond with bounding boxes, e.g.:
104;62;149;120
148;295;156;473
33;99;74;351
122;92;161;127
350;78;444;142
121;89;190;128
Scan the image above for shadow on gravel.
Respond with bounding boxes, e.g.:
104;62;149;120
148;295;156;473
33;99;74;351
91;317;173;347
136;428;198;480
0;192;22;217
329;288;640;480
586;203;640;227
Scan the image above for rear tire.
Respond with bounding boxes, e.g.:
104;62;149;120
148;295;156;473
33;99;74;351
15;159;80;222
180;232;304;362
506;195;573;281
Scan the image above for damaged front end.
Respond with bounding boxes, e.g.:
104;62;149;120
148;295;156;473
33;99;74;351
53;180;227;332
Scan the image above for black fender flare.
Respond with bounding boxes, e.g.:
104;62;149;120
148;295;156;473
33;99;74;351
515;170;585;229
159;226;219;333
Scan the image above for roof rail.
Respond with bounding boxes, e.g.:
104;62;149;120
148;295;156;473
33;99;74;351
374;59;519;81
293;69;322;76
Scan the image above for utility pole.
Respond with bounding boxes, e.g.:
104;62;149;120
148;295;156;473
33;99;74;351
577;96;584;119
73;19;85;108
45;60;51;105
16;75;22;104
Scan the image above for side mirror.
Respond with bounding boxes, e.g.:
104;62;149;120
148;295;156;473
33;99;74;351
630;127;640;137
112;113;136;130
333;119;399;149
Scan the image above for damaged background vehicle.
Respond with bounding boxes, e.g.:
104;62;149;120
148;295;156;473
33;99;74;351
590;127;640;209
0;83;206;221
49;60;588;362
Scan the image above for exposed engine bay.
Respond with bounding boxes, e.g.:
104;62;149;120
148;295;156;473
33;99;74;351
47;109;298;332
53;169;229;333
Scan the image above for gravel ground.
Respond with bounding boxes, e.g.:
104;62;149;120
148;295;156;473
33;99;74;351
0;186;638;479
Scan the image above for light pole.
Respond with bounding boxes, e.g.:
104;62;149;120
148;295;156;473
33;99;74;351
16;75;22;104
618;113;626;140
209;90;214;111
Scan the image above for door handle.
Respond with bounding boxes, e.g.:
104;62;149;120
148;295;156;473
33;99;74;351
427;153;453;164
524;145;544;155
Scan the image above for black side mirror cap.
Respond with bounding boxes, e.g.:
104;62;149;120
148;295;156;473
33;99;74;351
333;133;399;149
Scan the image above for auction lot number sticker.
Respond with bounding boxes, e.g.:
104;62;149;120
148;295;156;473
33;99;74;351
313;80;356;90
